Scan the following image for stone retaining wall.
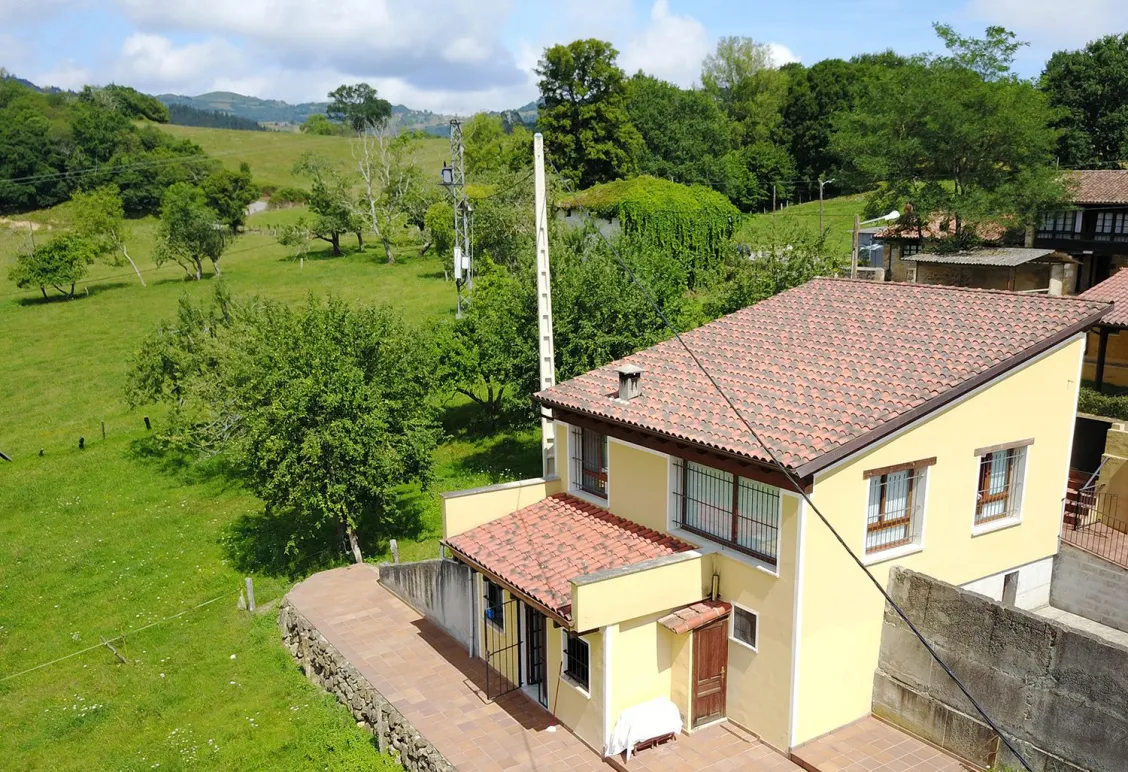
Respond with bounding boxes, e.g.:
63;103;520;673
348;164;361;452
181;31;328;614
279;600;455;772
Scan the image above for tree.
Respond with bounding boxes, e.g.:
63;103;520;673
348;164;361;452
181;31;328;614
536;39;641;188
201;162;260;233
933;23;1026;82
701;36;776;108
832;26;1060;242
300;113;344;136
423;201;454;259
463;113;532;177
128;287;441;563
9;234;97;299
1042;34;1128;167
327;83;392;133
70;185;145;285
293;153;363;256
353;128;424;263
154;182;230;279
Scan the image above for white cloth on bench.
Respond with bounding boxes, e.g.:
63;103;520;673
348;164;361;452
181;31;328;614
607;697;682;759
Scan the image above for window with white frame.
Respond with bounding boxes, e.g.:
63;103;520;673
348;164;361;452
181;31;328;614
1037;211;1082;240
865;463;929;554
671;458;780;565
730;606;758;650
1095;210;1128;242
484;579;505;629
570;426;608;499
562;631;590;691
975;446;1027;525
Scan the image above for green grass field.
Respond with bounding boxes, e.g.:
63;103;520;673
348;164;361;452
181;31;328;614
0;197;538;769
158;125;452;191
735;191;869;259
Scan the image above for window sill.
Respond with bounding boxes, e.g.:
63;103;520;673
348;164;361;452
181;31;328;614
972;516;1022;537
561;673;590;699
862;542;924;567
672;529;779;578
729;636;758;653
568;487;609;508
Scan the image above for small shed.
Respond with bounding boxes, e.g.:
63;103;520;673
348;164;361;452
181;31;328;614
905;247;1077;295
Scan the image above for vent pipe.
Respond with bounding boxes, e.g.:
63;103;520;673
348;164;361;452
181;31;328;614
615;364;643;401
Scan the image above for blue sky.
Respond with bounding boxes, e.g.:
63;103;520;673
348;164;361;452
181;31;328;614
2;0;1126;113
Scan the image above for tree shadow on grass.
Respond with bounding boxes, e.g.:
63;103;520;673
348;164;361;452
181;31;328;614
14;281;136;305
125;435;244;492
150;273;221;288
450;434;542;486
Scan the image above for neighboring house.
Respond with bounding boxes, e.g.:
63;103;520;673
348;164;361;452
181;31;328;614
903;247;1077;295
1078;267;1128;389
439;279;1107;757
874;216;1008;283
1034;170;1128;293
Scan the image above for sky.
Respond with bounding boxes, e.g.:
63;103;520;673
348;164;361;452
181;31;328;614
2;0;1127;114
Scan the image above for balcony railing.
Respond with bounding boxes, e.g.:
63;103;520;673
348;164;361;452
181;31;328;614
1061;484;1128;569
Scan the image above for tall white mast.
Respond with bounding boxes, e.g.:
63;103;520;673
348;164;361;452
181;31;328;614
533;133;557;478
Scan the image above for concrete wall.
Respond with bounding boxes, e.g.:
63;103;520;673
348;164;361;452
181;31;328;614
380;559;474;652
1051;542;1128;634
961;556;1054;610
441;476;562;539
280;602;455;771
796;336;1084;746
874;567;1128;772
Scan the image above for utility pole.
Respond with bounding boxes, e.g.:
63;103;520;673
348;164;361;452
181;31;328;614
444;119;472;318
818;178;834;238
533;133;557;478
851;213;860;279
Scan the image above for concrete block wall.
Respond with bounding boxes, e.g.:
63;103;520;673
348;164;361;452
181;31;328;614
961;556;1053;610
874;567;1128;772
1050;542;1128;634
378;558;474;652
279;601;456;772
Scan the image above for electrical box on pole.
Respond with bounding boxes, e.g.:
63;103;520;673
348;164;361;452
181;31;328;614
533;133;557;478
442;119;472;317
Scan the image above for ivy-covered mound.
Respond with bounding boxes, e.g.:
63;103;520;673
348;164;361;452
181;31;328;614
561;175;739;286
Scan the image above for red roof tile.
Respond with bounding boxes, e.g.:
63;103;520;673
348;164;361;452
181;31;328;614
1080;269;1128;328
444;493;693;621
1068;170;1128;205
877;213;1008;242
658;600;731;635
537;278;1108;475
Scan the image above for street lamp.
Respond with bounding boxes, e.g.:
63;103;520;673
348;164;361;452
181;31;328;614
851;210;901;279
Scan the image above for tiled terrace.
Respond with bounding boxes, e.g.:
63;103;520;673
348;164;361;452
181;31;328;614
286;563;802;772
1061;519;1128;569
790;717;969;772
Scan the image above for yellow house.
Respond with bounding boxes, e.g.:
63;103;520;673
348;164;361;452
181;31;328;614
1078;267;1128;389
440;278;1108;757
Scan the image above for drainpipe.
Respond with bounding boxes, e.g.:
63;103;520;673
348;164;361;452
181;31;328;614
602;624;614;756
1096;327;1110;393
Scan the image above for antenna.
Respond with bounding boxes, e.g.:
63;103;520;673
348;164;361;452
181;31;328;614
442;119;473;318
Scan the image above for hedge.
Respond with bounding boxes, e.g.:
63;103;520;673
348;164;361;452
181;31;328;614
1078;385;1128;421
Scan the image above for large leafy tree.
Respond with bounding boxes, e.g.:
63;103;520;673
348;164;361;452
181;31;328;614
327;83;392;133
154;182;230;279
70;185;145;285
201;162;260;233
127;288;440;562
8;234;97;299
292;153;363;256
832;25;1061;244
1042;34;1128;167
536;39;640;188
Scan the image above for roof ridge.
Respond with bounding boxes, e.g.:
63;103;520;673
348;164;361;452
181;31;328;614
811;276;1110;306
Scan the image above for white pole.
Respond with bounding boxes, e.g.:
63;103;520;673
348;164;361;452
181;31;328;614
534;134;557;478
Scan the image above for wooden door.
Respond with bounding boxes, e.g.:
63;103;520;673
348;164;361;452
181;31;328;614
692;618;728;727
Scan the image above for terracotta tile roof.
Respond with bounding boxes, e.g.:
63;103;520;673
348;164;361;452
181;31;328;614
658;600;731;635
877;214;1008;242
537;278;1109;475
444;494;693;621
909;248;1063;267
1080;269;1128;328
1068;170;1128;205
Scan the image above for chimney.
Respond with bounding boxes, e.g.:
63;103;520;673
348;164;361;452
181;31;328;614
616;364;643;401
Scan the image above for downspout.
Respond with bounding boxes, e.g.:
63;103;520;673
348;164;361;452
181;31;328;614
602;624;614;756
1096;326;1110;393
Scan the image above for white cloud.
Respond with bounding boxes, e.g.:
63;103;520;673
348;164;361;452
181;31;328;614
768;42;800;66
114;33;243;92
620;0;710;86
966;0;1128;47
34;60;91;91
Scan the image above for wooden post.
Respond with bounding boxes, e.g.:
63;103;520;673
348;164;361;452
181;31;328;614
101;635;128;664
78;437;85;450
1096;327;1110;393
244;577;256;613
144;416;151;431
851;214;860;279
101;421;106;441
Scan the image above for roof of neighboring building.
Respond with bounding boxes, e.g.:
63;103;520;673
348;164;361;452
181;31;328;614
444;493;693;622
1069;170;1128;205
876;214;1009;243
1080;268;1128;328
658;600;731;635
536;278;1109;476
908;248;1065;267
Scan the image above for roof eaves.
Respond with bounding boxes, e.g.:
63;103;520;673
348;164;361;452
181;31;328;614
793;304;1110;479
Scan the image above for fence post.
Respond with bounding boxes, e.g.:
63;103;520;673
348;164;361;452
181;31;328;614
244;577;256;613
389;539;400;564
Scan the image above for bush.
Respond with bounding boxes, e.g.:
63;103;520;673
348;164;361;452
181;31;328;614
271;186;308;205
1078;385;1128;420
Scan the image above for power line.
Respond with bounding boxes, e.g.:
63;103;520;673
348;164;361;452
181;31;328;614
547;159;1036;772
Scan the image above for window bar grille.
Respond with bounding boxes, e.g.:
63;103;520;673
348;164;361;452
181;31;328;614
975;448;1024;525
673;458;779;565
866;470;919;553
564;634;589;691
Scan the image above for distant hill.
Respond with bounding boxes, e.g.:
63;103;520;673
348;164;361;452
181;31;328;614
156;91;537;135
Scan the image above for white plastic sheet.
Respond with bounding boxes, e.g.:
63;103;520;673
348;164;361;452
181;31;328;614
606;697;682;759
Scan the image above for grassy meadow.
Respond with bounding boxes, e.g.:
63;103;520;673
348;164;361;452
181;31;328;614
0;164;538;768
159;124;452;191
735;190;869;258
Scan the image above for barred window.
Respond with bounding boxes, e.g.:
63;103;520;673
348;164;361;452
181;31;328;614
866;468;926;553
570;426;608;499
672;458;780;565
484;580;505;629
731;606;758;650
563;632;589;691
975;448;1026;525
